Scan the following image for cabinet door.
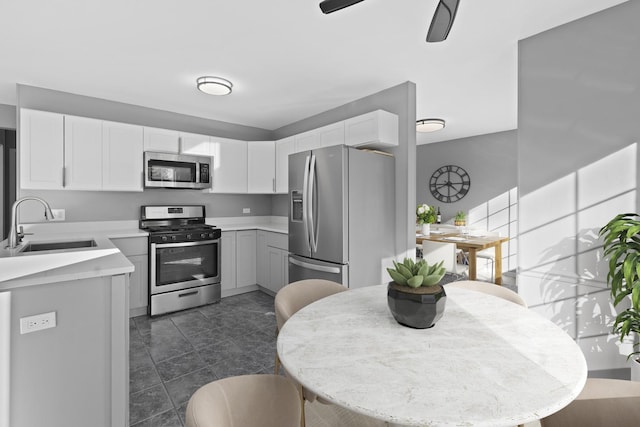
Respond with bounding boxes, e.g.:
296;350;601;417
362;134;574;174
295;130;321;152
267;247;284;294
275;137;294;194
221;232;237;290
180;132;211;156
143;127;180;153
318;122;345;147
236;230;257;287
128;254;149;312
103;121;144;191
210;137;248;193
256;231;268;287
344;110;398;147
64;115;103;190
248;141;275;193
19;109;64;190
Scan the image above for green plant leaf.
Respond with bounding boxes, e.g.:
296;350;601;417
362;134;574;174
397;264;413;280
422;274;442;286
407;275;423;288
387;268;407;285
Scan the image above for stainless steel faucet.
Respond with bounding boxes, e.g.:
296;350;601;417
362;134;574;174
7;197;55;249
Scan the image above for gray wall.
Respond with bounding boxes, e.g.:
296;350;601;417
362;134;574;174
416;130;517;222
273;81;417;259
518;0;640;374
0;104;16;130
16;85;275;221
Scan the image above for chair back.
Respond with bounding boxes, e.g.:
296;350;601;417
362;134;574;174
275;279;346;331
421;240;466;274
185;374;301;427
447;280;526;307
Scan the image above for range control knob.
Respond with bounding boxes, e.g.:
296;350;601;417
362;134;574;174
201;233;206;238
186;234;192;240
209;233;214;238
161;236;168;242
171;235;177;241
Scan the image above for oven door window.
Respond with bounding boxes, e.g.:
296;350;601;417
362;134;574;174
148;160;196;183
155;242;218;286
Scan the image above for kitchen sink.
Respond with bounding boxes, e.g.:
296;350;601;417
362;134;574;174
21;239;98;252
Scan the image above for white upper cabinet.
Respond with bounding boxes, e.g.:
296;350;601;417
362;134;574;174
20;109;65;190
64;115;103;190
248;141;276;194
143;127;180;153
102;121;144;191
294;130;321;152
275;136;294;194
180;132;211;156
344;110;398;148
210;137;248;193
318;122;345;147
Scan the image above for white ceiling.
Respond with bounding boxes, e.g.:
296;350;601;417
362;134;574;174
0;0;627;144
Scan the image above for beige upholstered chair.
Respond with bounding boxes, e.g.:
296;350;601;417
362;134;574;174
540;378;640;427
185;374;301;427
275;279;346;374
447;280;527;307
274;279;347;426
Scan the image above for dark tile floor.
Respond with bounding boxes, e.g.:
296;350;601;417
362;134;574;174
129;291;277;426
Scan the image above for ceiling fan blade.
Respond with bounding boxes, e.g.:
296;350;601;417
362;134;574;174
319;0;366;14
426;0;460;42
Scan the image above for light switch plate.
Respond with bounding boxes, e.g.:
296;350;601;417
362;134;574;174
242;208;250;214
20;312;56;334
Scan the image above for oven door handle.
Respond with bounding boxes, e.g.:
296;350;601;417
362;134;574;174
151;239;219;249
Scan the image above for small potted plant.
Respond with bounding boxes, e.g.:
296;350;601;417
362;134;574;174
599;213;640;379
416;204;436;235
386;258;447;329
454;211;466;227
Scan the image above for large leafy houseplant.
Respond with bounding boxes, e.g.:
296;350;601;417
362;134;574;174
599;213;640;359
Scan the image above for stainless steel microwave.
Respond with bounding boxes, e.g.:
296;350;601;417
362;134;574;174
144;151;211;189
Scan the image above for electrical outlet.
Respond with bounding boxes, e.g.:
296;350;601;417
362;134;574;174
50;209;65;221
242;208;250;214
20;312;56;334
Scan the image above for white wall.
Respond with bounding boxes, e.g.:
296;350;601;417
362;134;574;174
518;0;640;376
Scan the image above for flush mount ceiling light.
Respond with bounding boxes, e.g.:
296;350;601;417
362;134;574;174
416;118;446;133
196;76;233;96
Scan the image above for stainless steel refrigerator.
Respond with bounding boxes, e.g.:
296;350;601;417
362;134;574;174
288;145;395;288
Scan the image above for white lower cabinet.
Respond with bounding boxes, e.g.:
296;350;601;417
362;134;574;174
221;231;237;291
111;237;149;317
256;231;289;294
236;230;257;287
222;230;257;292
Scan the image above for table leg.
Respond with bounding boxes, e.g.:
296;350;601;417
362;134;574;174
495;243;503;285
468;248;477;280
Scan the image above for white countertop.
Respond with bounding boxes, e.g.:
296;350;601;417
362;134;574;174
278;285;587;427
1;216;287;288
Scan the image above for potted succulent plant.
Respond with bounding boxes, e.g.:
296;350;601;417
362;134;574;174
386;258;447;329
599;213;640;379
454;211;466;227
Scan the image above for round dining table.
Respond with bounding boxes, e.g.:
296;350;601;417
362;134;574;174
277;284;587;427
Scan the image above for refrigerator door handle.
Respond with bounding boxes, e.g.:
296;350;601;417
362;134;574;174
302;154;311;252
308;154;319;253
290;257;341;274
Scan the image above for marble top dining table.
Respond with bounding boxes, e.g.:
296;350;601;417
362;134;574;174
277;284;587;427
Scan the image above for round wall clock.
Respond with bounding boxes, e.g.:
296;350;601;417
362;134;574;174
429;165;470;203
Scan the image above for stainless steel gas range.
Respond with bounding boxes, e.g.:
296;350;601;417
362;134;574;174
140;205;221;316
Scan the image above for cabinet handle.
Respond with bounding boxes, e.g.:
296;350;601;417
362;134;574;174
62;166;66;188
272;178;275;193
